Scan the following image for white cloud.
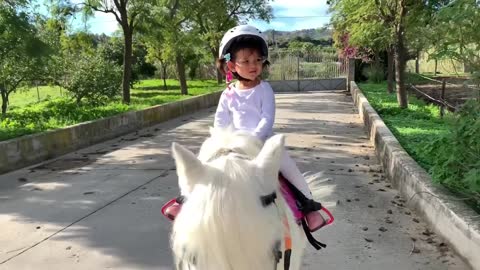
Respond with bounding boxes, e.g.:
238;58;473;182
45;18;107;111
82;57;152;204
70;11;119;35
251;17;330;32
271;0;330;17
89;12;119;35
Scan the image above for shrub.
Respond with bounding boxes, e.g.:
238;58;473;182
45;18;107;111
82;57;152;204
424;100;480;209
62;54;122;105
363;64;385;83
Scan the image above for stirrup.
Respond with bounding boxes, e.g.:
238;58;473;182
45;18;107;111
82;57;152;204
161;196;185;221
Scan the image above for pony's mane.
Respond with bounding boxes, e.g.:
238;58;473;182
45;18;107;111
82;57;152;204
197;128;264;162
171;129;284;270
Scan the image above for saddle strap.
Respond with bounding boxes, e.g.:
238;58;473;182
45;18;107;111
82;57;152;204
280;174;322;213
301;219;327;250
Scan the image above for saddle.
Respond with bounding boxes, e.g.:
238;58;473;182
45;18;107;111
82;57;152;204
161;173;334;250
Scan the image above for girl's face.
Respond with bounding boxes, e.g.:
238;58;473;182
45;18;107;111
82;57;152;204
227;48;266;81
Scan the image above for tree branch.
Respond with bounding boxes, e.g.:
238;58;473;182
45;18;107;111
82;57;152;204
374;0;388;20
7;77;25;95
85;3;122;24
130;11;139;31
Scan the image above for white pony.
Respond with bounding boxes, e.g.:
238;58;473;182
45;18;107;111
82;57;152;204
170;128;306;270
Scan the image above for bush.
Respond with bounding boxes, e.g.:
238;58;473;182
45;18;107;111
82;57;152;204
363;65;385;83
62;54;122;104
424;100;480;209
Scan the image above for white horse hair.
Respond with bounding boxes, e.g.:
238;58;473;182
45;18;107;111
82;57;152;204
170;127;307;270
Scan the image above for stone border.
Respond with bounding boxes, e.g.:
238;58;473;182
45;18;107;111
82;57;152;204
0;91;222;175
350;81;480;270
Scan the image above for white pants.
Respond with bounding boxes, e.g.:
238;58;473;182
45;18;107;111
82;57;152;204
280;149;313;199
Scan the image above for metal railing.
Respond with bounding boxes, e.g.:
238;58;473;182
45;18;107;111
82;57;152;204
266;50;347;81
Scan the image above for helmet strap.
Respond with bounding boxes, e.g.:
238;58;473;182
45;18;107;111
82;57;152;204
233;72;253;82
226;70;233;84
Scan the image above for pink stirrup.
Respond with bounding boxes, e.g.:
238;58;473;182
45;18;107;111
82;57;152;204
278;175;334;231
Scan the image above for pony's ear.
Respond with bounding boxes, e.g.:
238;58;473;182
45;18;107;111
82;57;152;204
254;134;285;178
172;142;205;193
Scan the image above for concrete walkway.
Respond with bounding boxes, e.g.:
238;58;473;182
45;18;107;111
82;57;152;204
0;91;470;270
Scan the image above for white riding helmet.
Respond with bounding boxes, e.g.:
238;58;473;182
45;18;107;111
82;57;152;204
218;25;268;60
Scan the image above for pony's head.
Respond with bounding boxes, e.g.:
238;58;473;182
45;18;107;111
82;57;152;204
170;129;287;270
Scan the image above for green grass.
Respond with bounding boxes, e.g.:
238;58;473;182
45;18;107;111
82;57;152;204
359;82;480;213
358;82;451;171
1;79;223;141
9;85;66;109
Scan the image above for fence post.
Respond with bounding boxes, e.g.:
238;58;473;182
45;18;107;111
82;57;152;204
347;58;355;92
36;81;40;102
297;53;300;92
440;78;446;118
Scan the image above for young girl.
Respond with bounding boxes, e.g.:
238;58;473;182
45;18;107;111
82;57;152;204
214;25;325;232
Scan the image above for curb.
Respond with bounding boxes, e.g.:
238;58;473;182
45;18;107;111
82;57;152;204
350;81;480;270
0;91;222;175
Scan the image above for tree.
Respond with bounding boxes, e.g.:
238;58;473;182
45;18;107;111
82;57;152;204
0;3;51;115
98;35;156;87
61;53;122;104
35;0;74;87
83;0;153;104
430;0;480;76
138;0;200;95
330;0;420;108
331;0;395;93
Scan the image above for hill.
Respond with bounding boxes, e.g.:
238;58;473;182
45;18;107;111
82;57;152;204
263;27;332;42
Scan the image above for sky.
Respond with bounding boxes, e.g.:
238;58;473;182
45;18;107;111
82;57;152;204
71;0;332;35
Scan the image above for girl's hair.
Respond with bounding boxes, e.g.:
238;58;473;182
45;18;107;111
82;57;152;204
216;36;270;80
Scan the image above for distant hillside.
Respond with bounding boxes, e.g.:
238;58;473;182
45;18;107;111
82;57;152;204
263;27;333;49
264;27;332;42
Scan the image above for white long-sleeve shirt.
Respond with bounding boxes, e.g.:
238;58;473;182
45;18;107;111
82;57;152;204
214;81;275;141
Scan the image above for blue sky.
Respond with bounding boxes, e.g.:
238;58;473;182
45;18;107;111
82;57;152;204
74;0;331;35
251;0;331;32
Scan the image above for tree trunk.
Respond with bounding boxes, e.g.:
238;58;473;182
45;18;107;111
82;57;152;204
434;59;438;76
387;47;395;94
122;27;133;104
159;59;168;90
415;50;420;74
163;65;168;90
1;86;8;116
176;54;188;95
211;47;223;84
395;5;408;109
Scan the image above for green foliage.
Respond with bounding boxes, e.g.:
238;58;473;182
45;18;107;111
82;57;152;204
363;64;385;83
0;99;131;140
61;54;122;104
430;0;480;72
98;36;156;85
360;81;480;211
1;79;222;141
0;3;51;114
424;100;480;209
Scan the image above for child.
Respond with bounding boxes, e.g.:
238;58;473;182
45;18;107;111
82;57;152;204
214;25;325;232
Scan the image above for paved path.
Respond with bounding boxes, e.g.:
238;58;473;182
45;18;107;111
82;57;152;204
0;91;470;270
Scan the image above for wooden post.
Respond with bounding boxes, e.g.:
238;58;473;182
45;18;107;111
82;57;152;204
36;82;40;102
440;78;446;118
297;53;300;92
347;58;355;92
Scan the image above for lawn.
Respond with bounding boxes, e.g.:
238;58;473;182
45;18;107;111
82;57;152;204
1;79;223;142
9;85;66;109
358;82;451;171
359;82;480;212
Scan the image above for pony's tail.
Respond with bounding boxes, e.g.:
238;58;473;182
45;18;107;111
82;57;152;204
303;171;326;185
